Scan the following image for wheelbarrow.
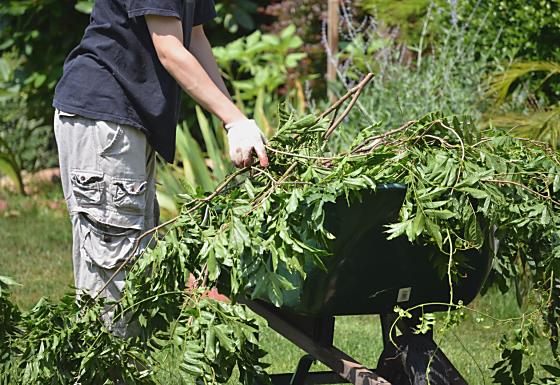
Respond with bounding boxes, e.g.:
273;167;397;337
238;184;495;385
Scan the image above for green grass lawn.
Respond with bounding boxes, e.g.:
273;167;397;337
0;184;554;384
0;184;74;308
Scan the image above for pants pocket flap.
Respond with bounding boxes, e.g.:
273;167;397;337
112;179;147;213
71;169;104;205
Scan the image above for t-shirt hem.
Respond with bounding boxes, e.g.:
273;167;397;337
127;8;181;19
194;10;217;26
53;100;148;133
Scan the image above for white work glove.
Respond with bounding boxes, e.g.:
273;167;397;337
226;119;269;168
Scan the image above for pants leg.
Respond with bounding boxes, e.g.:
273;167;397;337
54;110;159;337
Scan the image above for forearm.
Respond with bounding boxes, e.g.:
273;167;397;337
189;27;231;100
145;16;244;124
145;15;268;168
161;41;244;124
162;44;243;123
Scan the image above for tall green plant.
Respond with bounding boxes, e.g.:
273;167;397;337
157;107;233;217
459;0;560;62
330;5;492;150
0;0;90;121
358;0;432;43
0;56;25;194
486;61;560;148
212;25;307;136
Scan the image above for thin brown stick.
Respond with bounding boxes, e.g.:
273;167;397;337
251;163;298;210
265;144;343;161
351;120;417;154
483;178;560;206
438;120;466;162
319;72;374;119
323;73;375;140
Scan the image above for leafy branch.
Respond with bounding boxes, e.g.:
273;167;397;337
1;75;560;384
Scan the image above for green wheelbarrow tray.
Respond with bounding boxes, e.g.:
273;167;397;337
249;183;494;317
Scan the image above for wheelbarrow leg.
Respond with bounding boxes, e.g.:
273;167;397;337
290;354;315;385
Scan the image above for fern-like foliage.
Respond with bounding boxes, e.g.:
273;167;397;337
486;61;560;148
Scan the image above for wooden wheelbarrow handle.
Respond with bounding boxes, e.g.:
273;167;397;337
240;298;391;385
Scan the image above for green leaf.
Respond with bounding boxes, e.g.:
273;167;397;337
410;212;425;239
386;219;412;240
0;152;25;195
286;191;300;214
285;53;307;68
196;106;228;182
214;325;235;352
280;24;296;40
542;364;560;377
0;276;21;287
425;217;443;250
74;1;94;14
176;123;216;192
204;328;216;361
207;248;220;281
424;209;456;220
465;213;483;248
459;187;489;199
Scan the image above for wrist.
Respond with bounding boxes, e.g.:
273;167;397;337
220;107;246;127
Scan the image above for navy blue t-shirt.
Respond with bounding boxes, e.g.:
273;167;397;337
53;0;217;163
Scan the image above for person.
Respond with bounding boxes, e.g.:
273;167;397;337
52;0;269;337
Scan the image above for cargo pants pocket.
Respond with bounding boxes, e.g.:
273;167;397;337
80;213;140;270
112;179;147;213
71;170;104;206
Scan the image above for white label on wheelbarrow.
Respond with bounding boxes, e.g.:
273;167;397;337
397;287;412;303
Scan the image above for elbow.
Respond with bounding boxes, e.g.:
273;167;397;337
155;46;176;72
151;35;184;73
155;45;200;92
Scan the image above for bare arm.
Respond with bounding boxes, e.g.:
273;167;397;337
145;15;268;167
189;25;231;100
145;15;244;124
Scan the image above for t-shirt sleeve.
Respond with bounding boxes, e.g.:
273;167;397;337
193;0;217;26
127;0;183;19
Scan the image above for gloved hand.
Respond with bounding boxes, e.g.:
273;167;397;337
226;119;269;168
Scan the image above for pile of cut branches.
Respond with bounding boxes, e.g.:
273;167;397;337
1;75;559;384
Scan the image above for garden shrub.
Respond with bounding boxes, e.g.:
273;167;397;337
358;0;432;43
460;0;560;62
0;1;90;172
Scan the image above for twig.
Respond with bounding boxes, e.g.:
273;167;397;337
421;134;458;149
319;73;373;120
438;120;466;162
351;120;417;154
266;145;344;161
323;72;375;139
251;163;298;209
327;104;343;132
483;178;560;206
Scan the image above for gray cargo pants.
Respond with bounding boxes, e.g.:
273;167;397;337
54;110;159;337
